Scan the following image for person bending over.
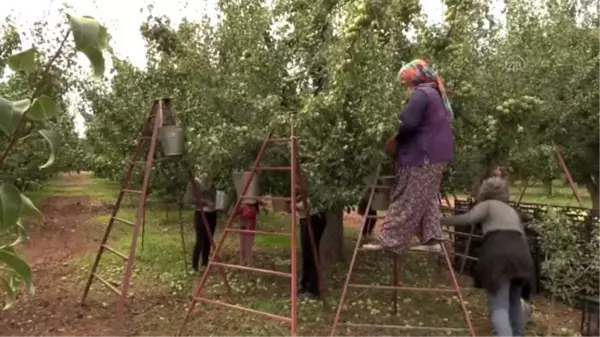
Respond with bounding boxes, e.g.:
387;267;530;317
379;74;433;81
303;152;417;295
441;177;534;336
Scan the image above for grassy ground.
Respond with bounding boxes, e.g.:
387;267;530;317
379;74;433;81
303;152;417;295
1;173;583;336
455;180;592;208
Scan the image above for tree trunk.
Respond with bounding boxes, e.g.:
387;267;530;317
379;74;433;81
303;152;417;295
320;208;345;267
585;177;599;210
544;179;553;197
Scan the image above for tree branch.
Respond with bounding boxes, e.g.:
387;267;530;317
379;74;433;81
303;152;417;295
0;30;71;168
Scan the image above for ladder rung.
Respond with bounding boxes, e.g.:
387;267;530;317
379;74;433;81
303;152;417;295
340;322;468;332
267;138;289;143
225;228;291;237
241;196;291;201
450;252;478;261
358;241;451;253
347;283;458;293
122;189;143;195
210;262;292;278
371;185;392;189
102;244;128;260
92;273;122;295
194;297;292;323
366;215;385;219
255;166;291;171
113;217;134;226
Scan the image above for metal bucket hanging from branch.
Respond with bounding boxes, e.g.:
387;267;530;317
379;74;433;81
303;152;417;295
158;98;185;157
159;125;185;156
215;190;231;211
232;171;260;204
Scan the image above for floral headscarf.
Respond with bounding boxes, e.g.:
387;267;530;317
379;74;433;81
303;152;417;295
399;59;454;121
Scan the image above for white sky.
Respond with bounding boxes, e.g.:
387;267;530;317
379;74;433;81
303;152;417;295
2;0;504;135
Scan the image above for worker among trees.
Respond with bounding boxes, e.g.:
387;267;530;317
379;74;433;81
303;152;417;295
185;174;218;271
363;59;454;254
295;183;327;297
440;177;534;336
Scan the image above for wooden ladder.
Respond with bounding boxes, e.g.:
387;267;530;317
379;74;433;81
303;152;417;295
80;98;212;324
330;163;476;336
177;124;326;336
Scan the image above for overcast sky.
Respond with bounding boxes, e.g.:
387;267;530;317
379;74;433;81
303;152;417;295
3;0;504;134
3;0;453;68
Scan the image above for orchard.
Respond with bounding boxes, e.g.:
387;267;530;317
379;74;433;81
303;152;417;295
0;0;598;336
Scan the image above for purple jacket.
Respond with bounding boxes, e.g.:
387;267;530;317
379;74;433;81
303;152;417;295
395;85;454;167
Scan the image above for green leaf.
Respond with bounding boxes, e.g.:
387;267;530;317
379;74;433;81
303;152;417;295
0;183;22;229
0;225;28;250
81;47;105;77
0;250;34;295
0;98;30;136
26;95;58;121
67;14;102;49
7;48;38;74
0;276;16;309
66;14;108;77
0;221;28;251
38;129;60;169
20;193;42;220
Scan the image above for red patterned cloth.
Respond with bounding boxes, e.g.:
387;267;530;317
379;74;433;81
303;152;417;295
235;204;257;231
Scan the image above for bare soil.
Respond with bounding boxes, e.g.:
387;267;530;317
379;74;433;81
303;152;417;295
0;173;119;336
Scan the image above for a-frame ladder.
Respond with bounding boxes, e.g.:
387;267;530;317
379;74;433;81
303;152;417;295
80;98;214;321
177;124;325;337
330;164;476;336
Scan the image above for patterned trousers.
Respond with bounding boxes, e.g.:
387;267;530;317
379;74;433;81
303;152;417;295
377;163;445;254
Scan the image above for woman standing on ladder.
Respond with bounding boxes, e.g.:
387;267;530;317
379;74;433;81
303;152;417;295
363;59;454;253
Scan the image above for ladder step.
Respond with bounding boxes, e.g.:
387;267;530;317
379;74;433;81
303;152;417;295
225;228;291;237
267;137;289;143
122;189;143;195
92;273;122;295
194;297;292;323
113;217;134;226
102;244;128;260
359;240;452;252
255;166;291;171
347;283;458;293
210;262;292;278
340;322;468;332
450;252;478;261
370;185;392;189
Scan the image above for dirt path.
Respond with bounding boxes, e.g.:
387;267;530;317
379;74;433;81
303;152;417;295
0;173;118;336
